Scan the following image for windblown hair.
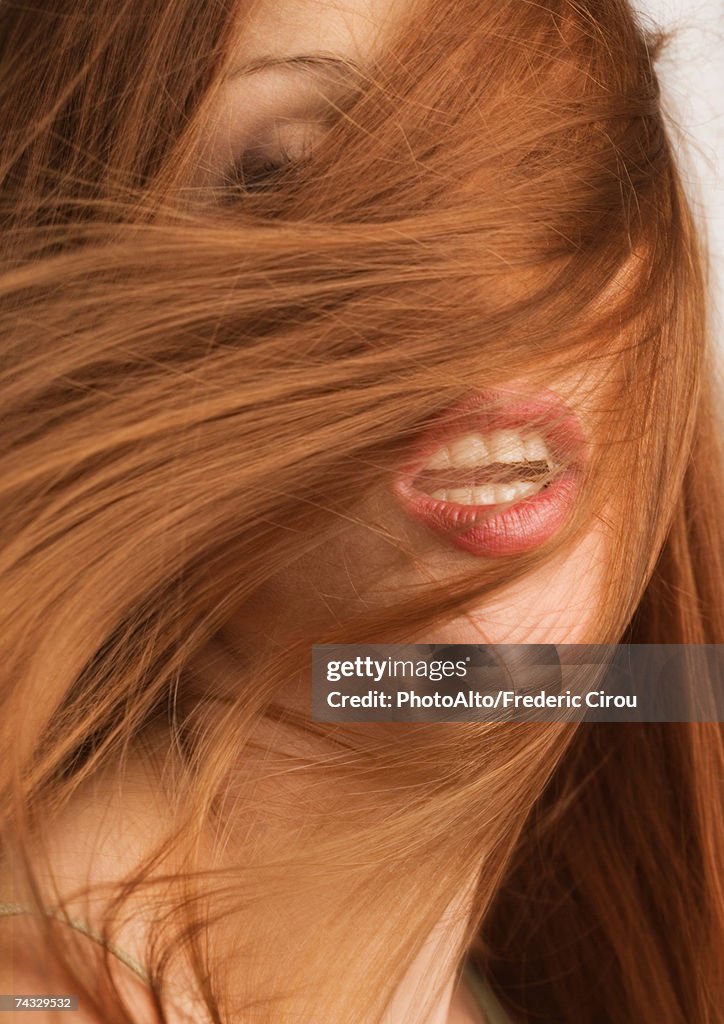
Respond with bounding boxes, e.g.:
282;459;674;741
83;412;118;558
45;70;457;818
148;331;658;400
0;1;722;1022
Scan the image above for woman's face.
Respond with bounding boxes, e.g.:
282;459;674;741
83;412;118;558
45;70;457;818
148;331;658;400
204;0;615;652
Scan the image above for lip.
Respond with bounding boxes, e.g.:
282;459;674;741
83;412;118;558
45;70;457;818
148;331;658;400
393;388;587;557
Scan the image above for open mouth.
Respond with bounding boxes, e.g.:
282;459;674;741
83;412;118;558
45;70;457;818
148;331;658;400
393;389;587;557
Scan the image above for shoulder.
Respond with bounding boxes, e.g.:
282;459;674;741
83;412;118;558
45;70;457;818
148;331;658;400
0;933;194;1024
0;728;182;1023
0;938;104;1023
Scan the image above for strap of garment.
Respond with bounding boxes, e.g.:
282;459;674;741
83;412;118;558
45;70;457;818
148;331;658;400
2;902;512;1022
0;902;151;985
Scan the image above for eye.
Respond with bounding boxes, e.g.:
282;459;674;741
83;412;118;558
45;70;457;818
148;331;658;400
231;148;296;192
206;60;365;199
228;118;328;194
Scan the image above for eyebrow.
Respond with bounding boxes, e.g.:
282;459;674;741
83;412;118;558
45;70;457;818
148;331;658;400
225;52;366;84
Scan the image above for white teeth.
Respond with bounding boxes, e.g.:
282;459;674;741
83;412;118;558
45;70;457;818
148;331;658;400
448;435;490;467
430;479;542;506
495;484;519;503
421;429;552;474
448;487;473;504
471;484;497;505
487;429;528;464
523;435;549;462
508;480;540;500
424;446;453;470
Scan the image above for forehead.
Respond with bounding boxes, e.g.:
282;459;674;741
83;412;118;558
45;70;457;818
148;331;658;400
234;0;410;64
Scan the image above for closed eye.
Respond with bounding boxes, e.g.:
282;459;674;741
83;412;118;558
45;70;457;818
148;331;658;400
228;117;333;193
203;55;363;196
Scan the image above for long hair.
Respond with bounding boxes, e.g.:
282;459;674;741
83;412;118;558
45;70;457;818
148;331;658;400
0;1;722;1021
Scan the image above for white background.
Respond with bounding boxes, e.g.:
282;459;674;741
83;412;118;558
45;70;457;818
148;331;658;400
634;1;724;360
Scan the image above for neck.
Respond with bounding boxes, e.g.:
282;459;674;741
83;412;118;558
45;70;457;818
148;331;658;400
179;639;487;1024
382;881;483;1023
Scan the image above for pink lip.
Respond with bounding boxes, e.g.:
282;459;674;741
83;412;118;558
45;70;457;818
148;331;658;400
393;388;587;557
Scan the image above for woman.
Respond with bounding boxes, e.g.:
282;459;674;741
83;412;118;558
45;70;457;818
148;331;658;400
0;0;721;1021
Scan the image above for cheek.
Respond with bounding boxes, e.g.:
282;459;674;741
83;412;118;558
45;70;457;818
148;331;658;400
424;524;610;645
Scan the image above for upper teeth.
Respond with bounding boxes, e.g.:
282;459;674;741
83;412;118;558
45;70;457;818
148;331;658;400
424;430;553;472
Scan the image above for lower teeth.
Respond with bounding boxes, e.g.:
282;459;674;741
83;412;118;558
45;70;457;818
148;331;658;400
428;480;542;505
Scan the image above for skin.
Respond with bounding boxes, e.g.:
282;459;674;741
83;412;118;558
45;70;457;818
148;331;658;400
191;3;616;1022
204;4;620;1021
0;3;617;1023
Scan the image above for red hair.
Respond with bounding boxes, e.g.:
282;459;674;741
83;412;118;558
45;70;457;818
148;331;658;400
0;1;721;1021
